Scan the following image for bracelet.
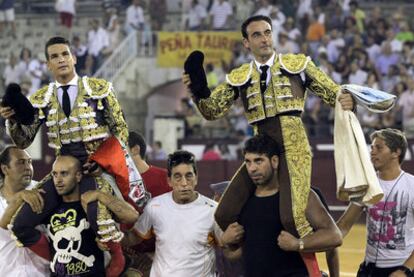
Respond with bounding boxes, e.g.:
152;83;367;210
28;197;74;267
395;265;412;276
298;239;304;251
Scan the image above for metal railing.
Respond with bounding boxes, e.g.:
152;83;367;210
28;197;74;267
94;30;138;82
94;29;156;81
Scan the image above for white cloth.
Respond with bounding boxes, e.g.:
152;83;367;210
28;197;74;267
365;171;414;267
135;192;220;277
334;92;384;204
0;183;49;276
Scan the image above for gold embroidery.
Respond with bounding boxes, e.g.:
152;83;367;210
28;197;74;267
279;53;309;74
280;116;313;238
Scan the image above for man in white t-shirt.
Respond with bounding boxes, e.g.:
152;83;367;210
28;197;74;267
0;146;49;276
132;150;221;276
336;128;414;277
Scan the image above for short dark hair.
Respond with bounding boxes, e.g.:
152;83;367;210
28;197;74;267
45;36;71;60
128;131;147;158
0;145;19;179
370;128;408;164
241;15;272;39
243;134;281;159
167;150;197;177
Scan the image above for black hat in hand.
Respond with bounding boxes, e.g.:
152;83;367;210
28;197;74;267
184;50;211;99
2;83;35;125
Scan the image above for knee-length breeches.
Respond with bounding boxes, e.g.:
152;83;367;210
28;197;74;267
215;115;313;238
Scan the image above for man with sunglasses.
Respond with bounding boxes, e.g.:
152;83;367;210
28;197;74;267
130;150;222;276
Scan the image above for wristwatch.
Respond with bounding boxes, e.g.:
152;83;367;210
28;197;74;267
395;265;412;276
298;239;304;251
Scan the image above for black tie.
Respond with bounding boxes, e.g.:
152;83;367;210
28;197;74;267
61;85;71;117
260;65;269;94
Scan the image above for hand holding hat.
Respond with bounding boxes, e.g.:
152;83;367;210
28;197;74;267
1;83;35;125
183;50;211;100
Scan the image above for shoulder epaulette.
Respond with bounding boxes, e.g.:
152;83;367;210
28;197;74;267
82;76;112;99
225;62;253;86
278;53;310;74
30;84;53;108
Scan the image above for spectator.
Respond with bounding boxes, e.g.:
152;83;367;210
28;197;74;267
72;35;88;76
202;143;222;160
219;144;237;161
349;1;365;34
281;17;301;44
148;0;166;31
124;0;145;35
254;0;274;17
206;63;219;89
104;7;121;55
0;0;16;38
87;19;109;74
17;47;32;80
397;78;414;138
366;35;381;63
27;53;48;96
186;0;207;31
209;0;233;30
380;65;400;93
306;15;326;59
235;0;254;25
383;29;403;53
2;53;20;86
348;60;368;86
149;141;167;160
326;29;345;63
276;32;297;54
54;0;76;32
396;21;414;43
375;43;400;77
269;6;286;46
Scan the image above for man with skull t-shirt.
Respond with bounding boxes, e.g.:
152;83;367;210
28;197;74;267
45;201;104;276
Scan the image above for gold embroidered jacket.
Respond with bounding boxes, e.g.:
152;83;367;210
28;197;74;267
196;53;341;124
8;76;128;156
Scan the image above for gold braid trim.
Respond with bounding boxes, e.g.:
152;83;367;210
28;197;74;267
278;53;310;74
279;116;313;238
305;60;340;107
225;62;253;86
196;83;236;121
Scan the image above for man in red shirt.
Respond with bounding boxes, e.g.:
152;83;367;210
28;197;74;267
123;131;172;276
128;131;171;197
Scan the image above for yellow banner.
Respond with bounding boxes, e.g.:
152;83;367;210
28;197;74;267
157;32;241;68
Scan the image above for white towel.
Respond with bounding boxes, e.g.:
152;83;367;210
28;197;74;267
333;93;383;204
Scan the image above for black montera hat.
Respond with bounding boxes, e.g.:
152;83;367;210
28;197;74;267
184;50;211;99
2;83;35;125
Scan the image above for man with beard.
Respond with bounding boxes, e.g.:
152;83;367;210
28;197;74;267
336;129;414;277
221;134;342;276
